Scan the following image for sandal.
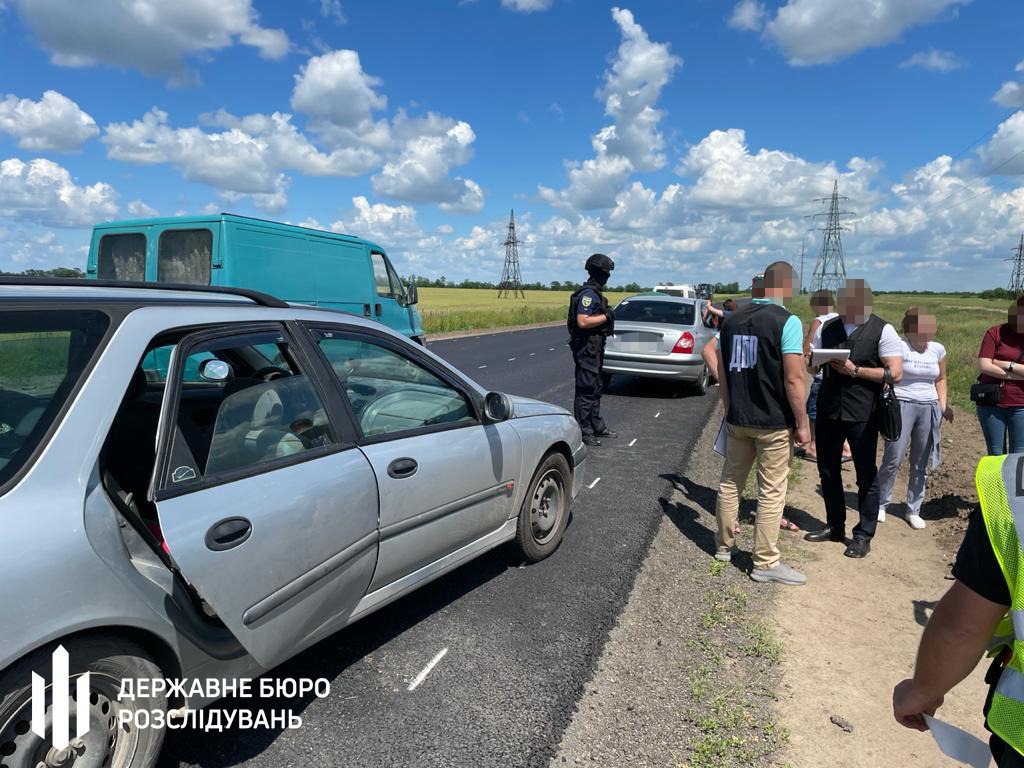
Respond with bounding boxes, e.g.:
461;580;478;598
780;517;799;532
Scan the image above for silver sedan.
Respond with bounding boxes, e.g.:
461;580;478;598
602;293;716;395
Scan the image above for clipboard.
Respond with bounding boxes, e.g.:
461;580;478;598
811;348;851;367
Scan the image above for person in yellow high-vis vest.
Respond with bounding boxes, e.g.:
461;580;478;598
893;454;1024;766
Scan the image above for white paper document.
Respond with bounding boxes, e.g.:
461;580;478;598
811;348;851;367
923;714;992;768
713;419;727;457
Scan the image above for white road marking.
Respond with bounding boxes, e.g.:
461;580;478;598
549;347;555;351
530;352;536;356
508;357;517;361
587;477;601;489
408;648;448;692
654;412;661;418
628;438;637;447
477;365;487;369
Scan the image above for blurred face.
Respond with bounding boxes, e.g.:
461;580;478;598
1011;304;1024;334
810;294;834;316
838;281;872;324
906;314;937;346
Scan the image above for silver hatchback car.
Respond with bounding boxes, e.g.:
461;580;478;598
0;280;585;768
602;293;716;395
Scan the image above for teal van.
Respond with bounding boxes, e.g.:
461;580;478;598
86;213;425;344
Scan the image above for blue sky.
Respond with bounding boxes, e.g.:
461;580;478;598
0;0;1022;290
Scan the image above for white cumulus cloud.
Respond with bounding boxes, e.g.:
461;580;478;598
899;49;963;72
765;0;969;66
727;0;766;32
0;157;118;227
0;91;98;151
501;0;552;12
8;0;289;83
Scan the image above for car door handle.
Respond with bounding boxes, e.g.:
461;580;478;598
363;303;372;317
205;517;252;551
387;457;418;479
374;303;382;317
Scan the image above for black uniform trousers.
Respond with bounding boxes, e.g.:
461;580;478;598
816;417;882;540
572;338;607;437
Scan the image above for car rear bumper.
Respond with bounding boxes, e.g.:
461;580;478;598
602;353;704;381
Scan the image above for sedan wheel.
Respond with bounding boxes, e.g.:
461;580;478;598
0;638;166;768
512;452;571;562
689;364;710;396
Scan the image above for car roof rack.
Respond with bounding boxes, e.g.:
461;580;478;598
0;277;289;308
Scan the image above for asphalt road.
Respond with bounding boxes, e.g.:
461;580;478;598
159;325;718;768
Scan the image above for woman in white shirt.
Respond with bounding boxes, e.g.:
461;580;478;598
876;308;954;529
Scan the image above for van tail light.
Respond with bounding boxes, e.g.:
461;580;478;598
672;332;695;354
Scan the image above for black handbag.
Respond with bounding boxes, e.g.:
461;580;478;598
970;382;1002;406
877;366;902;442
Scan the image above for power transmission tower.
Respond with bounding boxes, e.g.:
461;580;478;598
498;209;525;299
1010;235;1024;297
807;180;855;293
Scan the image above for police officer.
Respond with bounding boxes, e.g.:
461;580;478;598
893;454;1024;766
568;253;617;447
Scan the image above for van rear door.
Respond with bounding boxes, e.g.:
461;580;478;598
89;228;150;281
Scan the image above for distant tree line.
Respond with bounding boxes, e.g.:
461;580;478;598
404;274;649;293
0;267;85;278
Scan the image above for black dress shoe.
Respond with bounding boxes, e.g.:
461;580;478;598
594;428;619;438
804;527;844;543
844;537;871;558
582;435;603;447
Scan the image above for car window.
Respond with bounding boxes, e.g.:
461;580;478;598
370;252;394;298
163;332;336;487
316;334;474;437
142;346;217;384
98;233;146;281
615;300;696;326
384;257;406;301
0;310;110;489
158;229;212;285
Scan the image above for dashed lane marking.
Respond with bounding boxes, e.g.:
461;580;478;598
530;352;536;356
587;477;601;490
654;412;661;418
408;648;449;692
508;357;517;362
477;365;487;369
628;438;637;447
549;347;555;351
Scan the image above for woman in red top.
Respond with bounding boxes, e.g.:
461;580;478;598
977;296;1024;455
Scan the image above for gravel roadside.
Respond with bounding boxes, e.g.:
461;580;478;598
552;404;787;768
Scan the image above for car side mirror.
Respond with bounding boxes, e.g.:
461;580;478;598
198;359;233;382
406;284;418;305
483;391;513;423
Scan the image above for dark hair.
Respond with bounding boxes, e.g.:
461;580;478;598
723;299;736;310
763;261;796;288
810;289;835;307
901;306;921;333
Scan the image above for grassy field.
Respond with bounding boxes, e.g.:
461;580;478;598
416;287;632;334
417;287;1009;410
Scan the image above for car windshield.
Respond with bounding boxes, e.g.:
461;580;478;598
0;310;110;490
615;300;696;326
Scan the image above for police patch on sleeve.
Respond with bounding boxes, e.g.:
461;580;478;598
581;296;593;308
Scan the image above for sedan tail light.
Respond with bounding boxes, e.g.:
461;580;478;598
673;332;695;353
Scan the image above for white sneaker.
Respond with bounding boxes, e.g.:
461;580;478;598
877;506;886;523
907;514;926;530
750;562;807;586
714;548;735;562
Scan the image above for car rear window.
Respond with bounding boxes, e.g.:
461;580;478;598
98;233;147;281
158;228;212;285
0;310;110;490
615;300;696;326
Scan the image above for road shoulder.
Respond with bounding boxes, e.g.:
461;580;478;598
553;405;788;767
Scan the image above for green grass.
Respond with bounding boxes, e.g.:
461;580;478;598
416;287;632;335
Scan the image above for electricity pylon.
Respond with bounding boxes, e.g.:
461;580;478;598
1009;235;1024;297
808;180;855;293
498;209;525;299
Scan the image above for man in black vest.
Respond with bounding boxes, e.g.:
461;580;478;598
716;260;811;585
805;279;904;558
568;253;617;447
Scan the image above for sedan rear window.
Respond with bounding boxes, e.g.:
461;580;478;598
0;311;110;489
614;300;696;326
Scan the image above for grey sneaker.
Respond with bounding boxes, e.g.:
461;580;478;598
750;562;806;586
714;548;735;562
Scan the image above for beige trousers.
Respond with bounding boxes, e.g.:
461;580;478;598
715;423;793;569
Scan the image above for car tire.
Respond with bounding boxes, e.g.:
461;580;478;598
0;636;166;768
688;365;710;396
511;452;572;563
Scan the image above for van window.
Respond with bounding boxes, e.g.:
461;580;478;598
370;252;394;298
98;234;146;281
158;229;212;285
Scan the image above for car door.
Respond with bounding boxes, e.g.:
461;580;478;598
369;250;414;337
150;323;379;668
305;324;523;591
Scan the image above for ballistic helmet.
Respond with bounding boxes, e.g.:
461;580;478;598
585;253;615;272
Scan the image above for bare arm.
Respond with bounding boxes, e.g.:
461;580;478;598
893;581;1007;731
980;356;1024;381
717;344;729;415
783;353;811;446
804;318;822;374
829;354;903;383
576;313;607;330
705;303;724;319
935;358;953;421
